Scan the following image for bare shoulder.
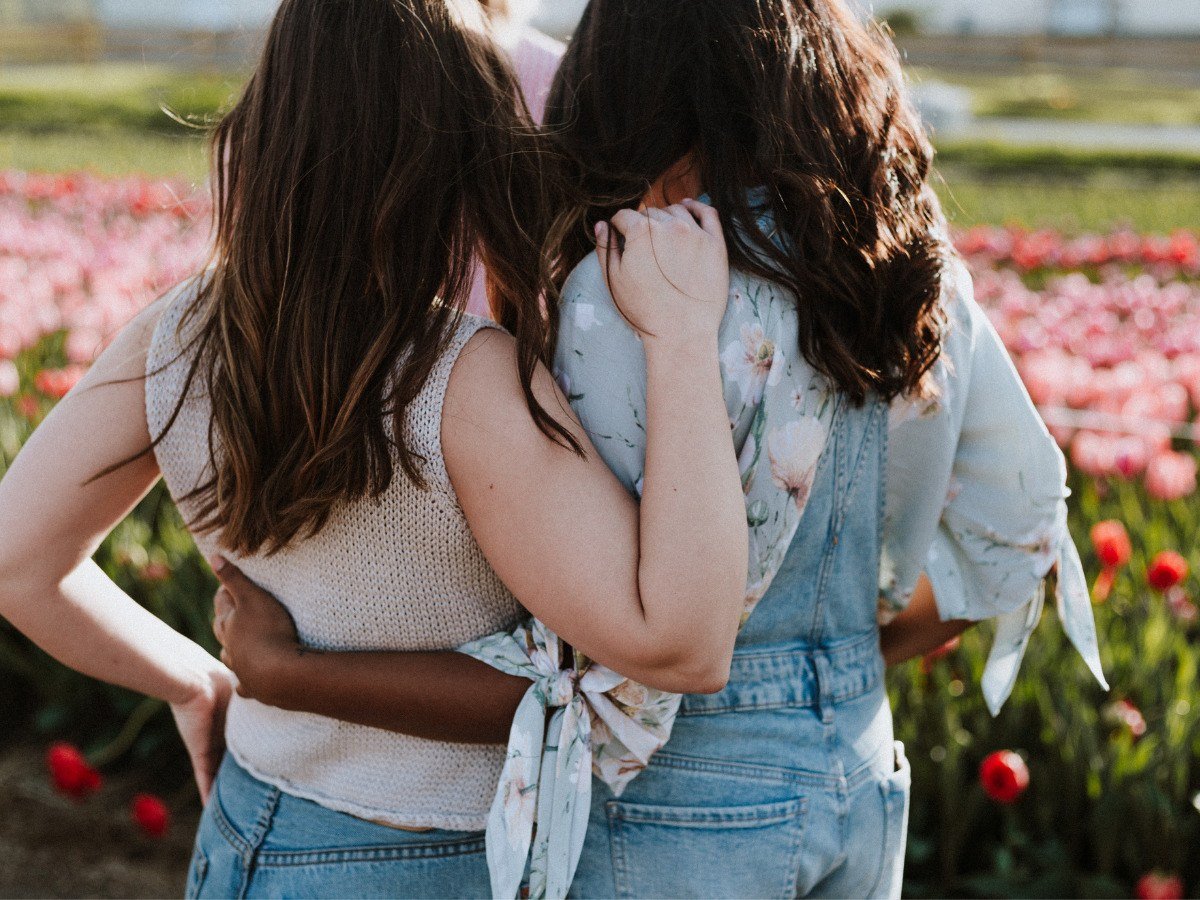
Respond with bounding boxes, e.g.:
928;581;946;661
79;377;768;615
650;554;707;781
443;327;524;433
442;327;582;474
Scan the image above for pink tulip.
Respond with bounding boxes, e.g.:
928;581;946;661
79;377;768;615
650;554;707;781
1145;451;1198;501
0;359;17;397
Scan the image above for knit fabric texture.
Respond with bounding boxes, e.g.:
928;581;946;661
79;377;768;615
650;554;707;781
146;281;523;831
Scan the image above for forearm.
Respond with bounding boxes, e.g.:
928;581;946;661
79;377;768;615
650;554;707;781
257;648;530;744
879;574;973;667
638;338;748;662
0;559;219;705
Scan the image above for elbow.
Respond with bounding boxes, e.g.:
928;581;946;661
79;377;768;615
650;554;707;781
0;544;59;620
627;641;734;696
679;665;731;696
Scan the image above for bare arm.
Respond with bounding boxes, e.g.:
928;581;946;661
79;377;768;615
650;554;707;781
0;298;235;800
442;204;747;693
214;203;750;737
210;559;526;743
879;574;974;667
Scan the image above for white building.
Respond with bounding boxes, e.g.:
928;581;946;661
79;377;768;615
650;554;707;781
864;0;1200;36
0;0;277;30
95;0;277;30
532;0;1200;39
5;0;1197;38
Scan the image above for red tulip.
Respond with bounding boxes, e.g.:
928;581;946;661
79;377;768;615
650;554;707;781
15;393;39;421
1148;551;1189;592
141;561;171;583
1136;871;1185;900
979;750;1029;804
1103;699;1147;738
920;636;961;675
1091;521;1132;569
131;793;171;838
45;742;103;801
1090;521;1133;603
34;366;85;400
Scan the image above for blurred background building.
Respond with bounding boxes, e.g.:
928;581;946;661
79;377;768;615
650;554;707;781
530;0;1200;38
11;0;1188;37
859;0;1200;37
0;0;274;29
2;1;1200;53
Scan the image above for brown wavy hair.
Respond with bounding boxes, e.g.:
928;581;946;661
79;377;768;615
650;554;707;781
161;0;573;556
546;0;947;404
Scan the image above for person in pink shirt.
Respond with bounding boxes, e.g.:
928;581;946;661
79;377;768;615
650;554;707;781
467;0;565;316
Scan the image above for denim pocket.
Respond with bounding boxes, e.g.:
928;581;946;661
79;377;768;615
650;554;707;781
184;845;208;900
606;796;807;899
867;741;911;900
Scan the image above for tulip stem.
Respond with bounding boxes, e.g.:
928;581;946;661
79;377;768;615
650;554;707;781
91;696;163;768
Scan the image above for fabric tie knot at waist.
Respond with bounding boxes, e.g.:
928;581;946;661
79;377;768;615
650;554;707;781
459;620;679;899
530;653;577;708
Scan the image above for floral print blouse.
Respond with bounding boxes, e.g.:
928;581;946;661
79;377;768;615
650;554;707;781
459;216;1107;899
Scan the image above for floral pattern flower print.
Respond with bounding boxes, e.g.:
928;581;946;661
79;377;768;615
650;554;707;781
462;221;1107;897
768;417;827;511
460;244;836;898
721;322;785;405
881;255;1107;714
460;619;679;900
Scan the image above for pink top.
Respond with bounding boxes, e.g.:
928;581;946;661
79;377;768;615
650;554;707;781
466;26;565;317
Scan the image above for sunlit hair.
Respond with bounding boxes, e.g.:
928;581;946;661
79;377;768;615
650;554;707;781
546;0;947;404
157;0;573;556
476;0;539;23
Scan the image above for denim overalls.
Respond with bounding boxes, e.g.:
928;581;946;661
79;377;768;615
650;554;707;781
570;394;910;900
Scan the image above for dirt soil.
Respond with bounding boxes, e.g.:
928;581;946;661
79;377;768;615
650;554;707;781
0;744;200;899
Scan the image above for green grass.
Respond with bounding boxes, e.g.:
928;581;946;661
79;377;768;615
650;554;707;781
0;62;242;132
936;141;1200;179
932;143;1200;232
934;169;1200;233
913;65;1200;127
0;62;237;179
0;62;1196;232
2;130;1195;233
0;131;210;179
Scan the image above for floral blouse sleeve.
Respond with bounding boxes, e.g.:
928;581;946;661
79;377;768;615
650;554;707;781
459;248;836;899
880;256;1109;714
460;243;1107;898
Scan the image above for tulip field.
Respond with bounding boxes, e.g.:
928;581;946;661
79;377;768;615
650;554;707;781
0;170;1199;898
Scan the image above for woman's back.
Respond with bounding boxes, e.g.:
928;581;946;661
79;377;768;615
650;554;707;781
147;284;523;830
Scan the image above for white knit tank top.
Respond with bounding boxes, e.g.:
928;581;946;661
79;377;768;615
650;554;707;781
146;281;523;831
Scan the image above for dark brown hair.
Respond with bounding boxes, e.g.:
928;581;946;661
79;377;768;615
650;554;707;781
165;0;572;556
546;0;946;404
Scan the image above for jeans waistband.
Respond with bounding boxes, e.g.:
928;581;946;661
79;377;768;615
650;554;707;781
680;630;883;716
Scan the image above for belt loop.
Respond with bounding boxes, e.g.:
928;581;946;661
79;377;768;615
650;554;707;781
813;652;835;725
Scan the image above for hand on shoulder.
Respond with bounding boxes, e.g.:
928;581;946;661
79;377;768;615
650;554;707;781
595;199;729;351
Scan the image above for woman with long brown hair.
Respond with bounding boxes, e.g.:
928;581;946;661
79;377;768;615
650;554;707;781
0;0;754;896
208;1;1106;897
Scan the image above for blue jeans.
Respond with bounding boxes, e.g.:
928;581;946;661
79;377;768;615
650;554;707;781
186;755;490;899
570;396;910;899
569;635;910;899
